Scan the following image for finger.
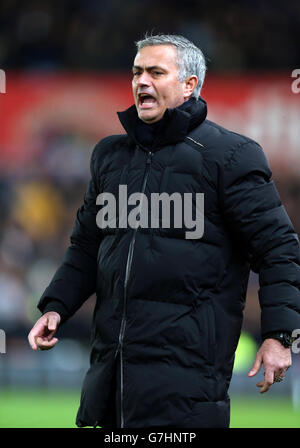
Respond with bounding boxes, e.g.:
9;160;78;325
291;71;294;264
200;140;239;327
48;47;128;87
256;379;271;393
275;369;286;379
258;370;274;393
28;331;38;351
48;315;59;331
273;367;288;382
36;336;58;347
36;337;58;350
36;336;58;345
45;331;56;341
29;322;45;339
248;354;262;377
28;318;49;350
265;368;274;384
259;382;270;393
259;381;271;393
274;365;289;382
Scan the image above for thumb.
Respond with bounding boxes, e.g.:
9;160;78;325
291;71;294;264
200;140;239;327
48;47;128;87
248;353;262;377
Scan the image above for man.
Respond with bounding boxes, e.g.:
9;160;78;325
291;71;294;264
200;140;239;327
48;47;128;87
28;34;300;428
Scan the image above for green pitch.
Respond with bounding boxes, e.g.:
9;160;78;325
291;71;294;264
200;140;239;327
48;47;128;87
0;389;299;428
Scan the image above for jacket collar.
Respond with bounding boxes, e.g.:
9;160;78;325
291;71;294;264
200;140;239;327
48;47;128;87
117;97;207;149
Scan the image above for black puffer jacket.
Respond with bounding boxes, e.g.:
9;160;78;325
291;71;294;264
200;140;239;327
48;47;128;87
38;97;300;428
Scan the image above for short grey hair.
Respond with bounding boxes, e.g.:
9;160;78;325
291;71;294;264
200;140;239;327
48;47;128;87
135;33;207;99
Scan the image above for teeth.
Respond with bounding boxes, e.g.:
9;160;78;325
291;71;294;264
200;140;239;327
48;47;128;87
138;93;156;106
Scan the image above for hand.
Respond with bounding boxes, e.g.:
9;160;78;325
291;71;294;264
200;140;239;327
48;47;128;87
28;311;61;351
248;338;291;393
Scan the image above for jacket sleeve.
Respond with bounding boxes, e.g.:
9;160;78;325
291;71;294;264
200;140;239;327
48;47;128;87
220;139;300;338
37;143;103;322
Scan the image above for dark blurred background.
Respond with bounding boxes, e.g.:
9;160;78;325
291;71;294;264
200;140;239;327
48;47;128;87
1;0;300;72
0;0;300;427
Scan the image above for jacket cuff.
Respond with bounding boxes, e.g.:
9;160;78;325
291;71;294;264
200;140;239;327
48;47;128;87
39;298;70;324
262;330;291;340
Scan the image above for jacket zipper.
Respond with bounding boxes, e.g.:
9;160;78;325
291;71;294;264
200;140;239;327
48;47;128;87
115;149;153;428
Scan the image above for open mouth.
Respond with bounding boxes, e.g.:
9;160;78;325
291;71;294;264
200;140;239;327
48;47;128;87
138;93;157;108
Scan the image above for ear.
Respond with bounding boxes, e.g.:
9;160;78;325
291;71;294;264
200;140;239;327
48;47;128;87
183;75;198;100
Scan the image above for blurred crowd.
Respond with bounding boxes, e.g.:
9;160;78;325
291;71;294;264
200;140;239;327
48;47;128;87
0;133;96;340
0;0;300;72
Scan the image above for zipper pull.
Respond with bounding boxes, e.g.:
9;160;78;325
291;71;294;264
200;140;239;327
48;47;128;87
147;151;153;163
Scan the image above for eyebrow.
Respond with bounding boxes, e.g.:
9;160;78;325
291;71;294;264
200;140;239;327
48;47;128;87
132;65;166;72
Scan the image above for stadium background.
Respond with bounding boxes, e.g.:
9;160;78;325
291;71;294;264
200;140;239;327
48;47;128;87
0;0;300;428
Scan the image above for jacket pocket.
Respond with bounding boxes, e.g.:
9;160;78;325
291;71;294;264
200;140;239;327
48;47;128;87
182;398;230;428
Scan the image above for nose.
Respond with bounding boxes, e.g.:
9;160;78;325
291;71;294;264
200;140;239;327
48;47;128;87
137;71;151;87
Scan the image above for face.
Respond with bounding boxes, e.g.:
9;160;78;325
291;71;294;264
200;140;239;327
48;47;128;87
132;45;196;124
